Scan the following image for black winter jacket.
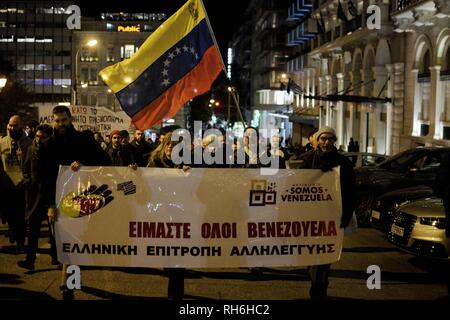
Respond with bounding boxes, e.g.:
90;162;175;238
38;126;111;207
297;148;356;228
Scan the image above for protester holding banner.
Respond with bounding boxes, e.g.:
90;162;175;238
147;131;188;300
37;105;111;299
39;106;112;216
297;126;356;300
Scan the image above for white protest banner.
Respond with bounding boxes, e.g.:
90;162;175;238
38;105;132;137
55;167;343;268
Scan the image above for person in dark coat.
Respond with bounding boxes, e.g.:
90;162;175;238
129;129;154;167
297;126;356;300
106;130;136;167
38;106;112;216
147;132;189;300
37;105;111;298
433;152;450;295
18;124;56;270
0;115;32;251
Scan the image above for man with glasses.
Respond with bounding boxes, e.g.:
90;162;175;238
297;126;356;300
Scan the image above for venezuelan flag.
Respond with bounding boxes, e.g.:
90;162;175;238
99;0;223;130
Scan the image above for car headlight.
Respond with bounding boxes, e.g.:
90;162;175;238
419;217;446;229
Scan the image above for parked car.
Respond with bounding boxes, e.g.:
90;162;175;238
340;152;387;168
370;185;434;232
354;147;450;225
288;151;386;169
387;197;449;259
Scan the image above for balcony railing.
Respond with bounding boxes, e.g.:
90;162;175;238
287;17;317;46
287;0;313;21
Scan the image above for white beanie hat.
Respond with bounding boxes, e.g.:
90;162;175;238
315;126;336;141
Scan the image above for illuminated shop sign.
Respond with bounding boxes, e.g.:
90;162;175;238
117;25;140;32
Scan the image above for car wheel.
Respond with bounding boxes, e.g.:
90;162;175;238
355;194;375;227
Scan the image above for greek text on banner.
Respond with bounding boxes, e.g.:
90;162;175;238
55;167;344;268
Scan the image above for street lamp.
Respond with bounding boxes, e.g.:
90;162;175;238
0;76;7;92
73;39;98;105
227;86;241;124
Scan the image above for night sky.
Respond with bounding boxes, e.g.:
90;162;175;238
77;0;252;54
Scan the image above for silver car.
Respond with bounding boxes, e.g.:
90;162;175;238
388;197;449;259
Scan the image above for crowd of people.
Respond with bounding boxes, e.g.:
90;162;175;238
0;105;375;301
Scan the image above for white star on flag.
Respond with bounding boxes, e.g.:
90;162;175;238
162;69;169;76
163;59;170;67
162;79;170;86
175;47;181;54
168;52;175;59
183;46;189;52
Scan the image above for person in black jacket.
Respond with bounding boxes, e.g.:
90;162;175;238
38;106;112;218
18;124;56;270
106;130;136;167
37;105;111;299
129;129;154;167
297;126;356;300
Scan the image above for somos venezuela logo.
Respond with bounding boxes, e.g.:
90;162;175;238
59;181;135;218
249;180;333;207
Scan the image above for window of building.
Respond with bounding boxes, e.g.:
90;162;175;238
53;79;71;86
17;64;35;71
91;94;97;106
419;49;431;78
106;47;115;62
442;48;450;140
107;93;114;107
80;47;99;62
0;36;14;42
89;67;98;85
80;67;89;83
121;44;137;59
81;94;88;105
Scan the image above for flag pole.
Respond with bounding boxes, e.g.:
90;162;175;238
198;0;227;73
198;0;247;128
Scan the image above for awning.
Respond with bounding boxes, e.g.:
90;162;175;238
289;114;319;126
304;95;391;104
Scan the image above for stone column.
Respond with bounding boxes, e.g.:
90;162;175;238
336;73;345;148
372;66;389;154
325;75;332;126
318;76;325;127
300;70;305;108
385;64;395;155
429;65;442;140
360;69;371;152
393;63;405;153
305;69;311;108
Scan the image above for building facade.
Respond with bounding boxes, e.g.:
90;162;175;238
287;0;450;154
0;1;73;103
245;0;295;141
